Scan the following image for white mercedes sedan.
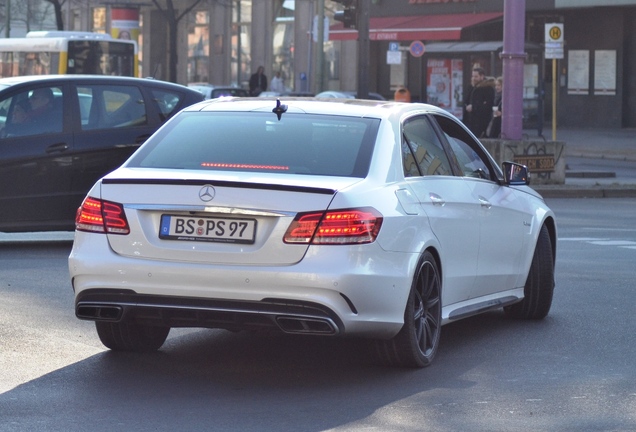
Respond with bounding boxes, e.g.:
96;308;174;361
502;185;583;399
69;97;556;368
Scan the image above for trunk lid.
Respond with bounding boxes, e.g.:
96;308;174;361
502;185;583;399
100;168;362;265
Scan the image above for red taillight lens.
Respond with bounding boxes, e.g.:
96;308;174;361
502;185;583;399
75;197;130;235
284;207;382;245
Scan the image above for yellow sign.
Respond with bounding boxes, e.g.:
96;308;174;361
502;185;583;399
545;23;564;43
549;26;561;41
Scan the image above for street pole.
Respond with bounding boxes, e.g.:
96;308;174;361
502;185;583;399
501;0;526;140
552;58;557;141
315;0;325;94
356;0;369;99
5;0;10;38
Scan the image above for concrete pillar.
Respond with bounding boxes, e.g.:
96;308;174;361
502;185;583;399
208;2;233;86
339;40;358;91
250;0;275;81
294;0;313;92
501;0;526;140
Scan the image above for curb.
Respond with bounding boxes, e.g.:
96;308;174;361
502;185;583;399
532;185;636;199
0;231;75;244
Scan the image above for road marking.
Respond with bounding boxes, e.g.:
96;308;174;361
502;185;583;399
559;237;636;250
589;240;636;246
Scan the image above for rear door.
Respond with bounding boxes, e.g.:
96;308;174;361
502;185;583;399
400;115;480;306
70;82;156;208
0;83;73;231
69;81;199;215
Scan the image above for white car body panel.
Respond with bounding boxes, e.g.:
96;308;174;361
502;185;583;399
69;98;556;343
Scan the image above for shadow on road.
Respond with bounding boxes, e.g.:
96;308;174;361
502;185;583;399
0;311;549;432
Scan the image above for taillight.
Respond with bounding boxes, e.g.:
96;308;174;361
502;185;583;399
75;197;130;235
284;207;382;245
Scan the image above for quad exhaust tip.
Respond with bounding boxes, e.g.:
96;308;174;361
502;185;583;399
76;303;339;335
275;316;339;335
76;304;122;321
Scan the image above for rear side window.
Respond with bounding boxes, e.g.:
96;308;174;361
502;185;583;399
77;85;146;130
402;116;452;177
128;112;379;178
149;88;184;121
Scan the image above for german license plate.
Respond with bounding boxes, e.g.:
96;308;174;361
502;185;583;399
159;215;256;244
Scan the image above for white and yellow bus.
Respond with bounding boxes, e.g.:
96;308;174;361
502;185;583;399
0;31;138;78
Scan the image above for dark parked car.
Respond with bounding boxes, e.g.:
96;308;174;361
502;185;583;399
0;75;203;232
187;83;249;99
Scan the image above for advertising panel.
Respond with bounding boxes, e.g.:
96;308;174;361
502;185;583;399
427;58;463;118
111;8;140;42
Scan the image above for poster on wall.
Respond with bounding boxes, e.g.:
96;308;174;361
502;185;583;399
427;58;463;119
594;50;616;96
111;8;140;42
567;50;589;95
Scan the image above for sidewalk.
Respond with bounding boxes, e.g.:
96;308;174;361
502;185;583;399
527;127;636;198
1;127;635;243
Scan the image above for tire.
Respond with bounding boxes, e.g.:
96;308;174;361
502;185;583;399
95;321;170;352
505;224;554;319
375;251;442;368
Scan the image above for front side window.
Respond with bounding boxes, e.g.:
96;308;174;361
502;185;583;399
432;114;495;180
77;85;146;130
128;112;379;178
402;116;452;177
0;85;63;138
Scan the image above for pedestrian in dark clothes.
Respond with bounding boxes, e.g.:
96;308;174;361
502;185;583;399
465;67;495;138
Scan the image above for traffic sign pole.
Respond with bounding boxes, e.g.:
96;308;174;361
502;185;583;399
552;58;557;141
545;23;564;141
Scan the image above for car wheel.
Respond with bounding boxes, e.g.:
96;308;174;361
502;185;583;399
95;321;170;352
375;251;442;368
505;224;554;319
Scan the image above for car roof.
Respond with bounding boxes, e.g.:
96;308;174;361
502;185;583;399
183;96;451;121
0;75;196;91
187;83;242;89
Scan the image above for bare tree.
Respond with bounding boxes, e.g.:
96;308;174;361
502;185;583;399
43;0;65;30
9;0;55;33
152;0;206;83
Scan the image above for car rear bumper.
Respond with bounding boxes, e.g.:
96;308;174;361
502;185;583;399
76;289;343;335
69;233;418;338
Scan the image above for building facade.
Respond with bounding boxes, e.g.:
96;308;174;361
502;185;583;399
61;0;636;129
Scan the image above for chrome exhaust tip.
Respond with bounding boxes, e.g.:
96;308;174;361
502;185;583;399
275;316;338;335
76;304;123;321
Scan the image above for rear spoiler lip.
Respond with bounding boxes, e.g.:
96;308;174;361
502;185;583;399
101;177;336;195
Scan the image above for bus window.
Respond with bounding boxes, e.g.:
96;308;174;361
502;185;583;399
0;32;138;78
67;41;135;76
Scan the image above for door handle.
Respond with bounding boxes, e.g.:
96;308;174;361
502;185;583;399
429;193;445;206
478;196;492;208
45;142;69;153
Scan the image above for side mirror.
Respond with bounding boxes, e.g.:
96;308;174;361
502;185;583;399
502;161;529;186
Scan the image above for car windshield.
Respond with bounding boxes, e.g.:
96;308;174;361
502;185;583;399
128;112;379;177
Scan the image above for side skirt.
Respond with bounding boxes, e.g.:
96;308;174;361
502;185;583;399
442;288;524;324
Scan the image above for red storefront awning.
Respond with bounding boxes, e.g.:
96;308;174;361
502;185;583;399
328;12;503;42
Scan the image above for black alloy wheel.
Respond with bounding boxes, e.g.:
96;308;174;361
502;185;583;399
505;224;555;319
375;251;442;368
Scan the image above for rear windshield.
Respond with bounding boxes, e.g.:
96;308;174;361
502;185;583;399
127;112;379;178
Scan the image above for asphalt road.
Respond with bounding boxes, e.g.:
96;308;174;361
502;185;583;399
1;198;635;432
